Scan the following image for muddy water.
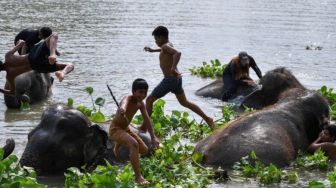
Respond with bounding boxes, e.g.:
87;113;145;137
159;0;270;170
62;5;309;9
0;0;335;187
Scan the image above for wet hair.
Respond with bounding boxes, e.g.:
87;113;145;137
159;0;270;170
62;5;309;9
326;124;336;141
238;51;249;59
132;78;148;92
0;60;4;71
152;26;169;39
39;27;52;38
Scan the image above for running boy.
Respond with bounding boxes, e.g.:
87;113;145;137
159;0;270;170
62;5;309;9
142;26;215;131
109;78;160;185
0;32;74;96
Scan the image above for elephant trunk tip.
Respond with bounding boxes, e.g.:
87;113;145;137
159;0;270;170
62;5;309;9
2;138;15;160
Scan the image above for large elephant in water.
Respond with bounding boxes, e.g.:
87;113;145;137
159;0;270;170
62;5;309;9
4;70;53;108
19;103;152;175
194;68;330;168
195;78;258;101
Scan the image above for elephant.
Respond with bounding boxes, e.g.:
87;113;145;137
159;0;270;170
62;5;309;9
4;70;53;108
195;78;258;101
194;67;330;168
1;138;15;160
19;103;153;175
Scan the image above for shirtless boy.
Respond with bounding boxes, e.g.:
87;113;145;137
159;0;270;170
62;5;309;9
308;124;336;160
142;26;215;130
109;78;160;185
0;32;74;96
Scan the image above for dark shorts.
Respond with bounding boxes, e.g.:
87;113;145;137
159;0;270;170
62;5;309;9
151;76;184;98
28;42;57;73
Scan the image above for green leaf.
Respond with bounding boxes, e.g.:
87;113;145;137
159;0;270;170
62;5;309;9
90;111;106;123
20;101;30;111
191;152;203;163
95;97;105;107
67;98;74;108
84;87;94;95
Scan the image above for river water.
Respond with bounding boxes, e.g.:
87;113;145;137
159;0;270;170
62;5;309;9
0;0;335;187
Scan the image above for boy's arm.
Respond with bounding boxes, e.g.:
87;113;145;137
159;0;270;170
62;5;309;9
162;44;181;76
119;96;130;114
144;46;161;53
139;102;160;147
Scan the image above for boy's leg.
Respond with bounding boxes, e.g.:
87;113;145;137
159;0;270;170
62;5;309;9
45;32;58;65
175;92;215;130
128;130;148;155
109;126;149;185
54;63;74;82
5;41;30;67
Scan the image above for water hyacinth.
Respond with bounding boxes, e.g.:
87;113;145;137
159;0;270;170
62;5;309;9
189;59;227;78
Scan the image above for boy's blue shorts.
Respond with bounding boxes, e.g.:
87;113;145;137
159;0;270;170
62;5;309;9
150;76;184;98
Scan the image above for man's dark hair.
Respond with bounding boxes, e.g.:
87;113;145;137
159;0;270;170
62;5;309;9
132;78;148;91
152;26;169;39
40;27;52;39
326;124;336;141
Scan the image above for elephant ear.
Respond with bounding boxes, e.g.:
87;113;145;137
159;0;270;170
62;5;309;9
83;124;108;166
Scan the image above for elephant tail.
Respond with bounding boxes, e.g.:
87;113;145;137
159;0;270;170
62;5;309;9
2;138;15;160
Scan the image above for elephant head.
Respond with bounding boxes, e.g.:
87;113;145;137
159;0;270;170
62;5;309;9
241;67;305;109
20;104;108;175
195;78;258;101
4;70;53;108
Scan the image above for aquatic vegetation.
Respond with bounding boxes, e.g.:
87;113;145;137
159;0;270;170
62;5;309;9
64;99;233;187
189;59;227;78
20;101;30;111
68;87;108;123
319;86;336;120
296;149;331;171
65;163;135;188
232;151;286;185
0;148;44;187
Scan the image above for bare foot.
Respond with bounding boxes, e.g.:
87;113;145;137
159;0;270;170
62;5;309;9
135;175;150;185
48;55;57;65
55;71;64;82
205;117;215;131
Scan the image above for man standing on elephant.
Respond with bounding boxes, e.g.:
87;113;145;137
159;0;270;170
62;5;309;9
0;33;74;96
221;51;262;101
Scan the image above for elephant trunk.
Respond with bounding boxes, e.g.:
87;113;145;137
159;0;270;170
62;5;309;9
1;138;15;160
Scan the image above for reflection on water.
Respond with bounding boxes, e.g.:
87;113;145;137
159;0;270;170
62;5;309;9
0;0;336;187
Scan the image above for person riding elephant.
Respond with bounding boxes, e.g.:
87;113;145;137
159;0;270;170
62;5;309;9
221;51;262;101
19;103;153;175
194;68;330;169
2;70;53;108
